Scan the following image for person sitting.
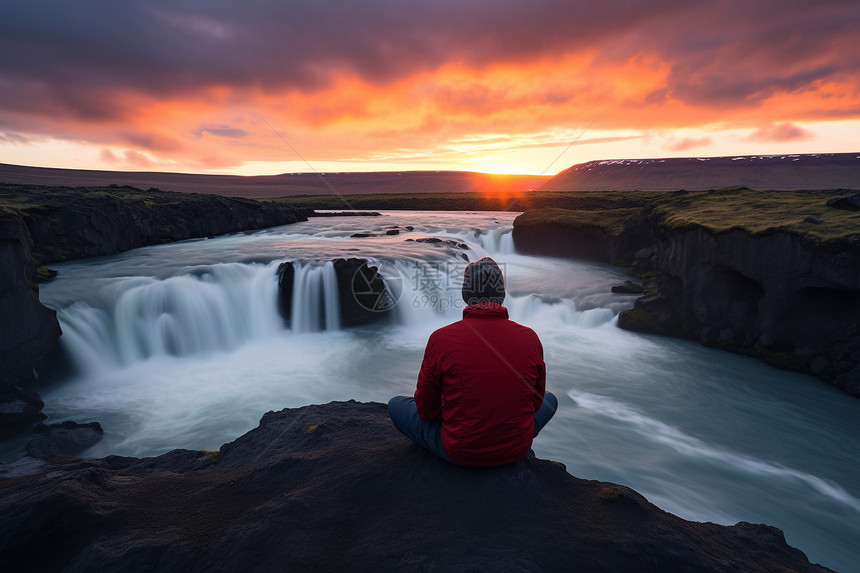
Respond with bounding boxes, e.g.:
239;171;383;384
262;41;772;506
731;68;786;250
388;256;558;466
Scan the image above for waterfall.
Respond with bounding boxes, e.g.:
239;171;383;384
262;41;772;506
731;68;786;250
290;261;341;333
477;228;516;255
56;262;284;372
55;253;611;376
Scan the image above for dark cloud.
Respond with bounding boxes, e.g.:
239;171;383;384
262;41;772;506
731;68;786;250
0;1;858;123
0;132;31;145
192;125;249;138
119;131;184;152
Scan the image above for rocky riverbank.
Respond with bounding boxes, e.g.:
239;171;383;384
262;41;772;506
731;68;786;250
0;184;310;436
0;401;831;572
512;189;860;396
1;183;309;264
0;209;61;433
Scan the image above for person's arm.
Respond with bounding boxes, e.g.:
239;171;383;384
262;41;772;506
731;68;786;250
414;336;443;421
533;337;546;412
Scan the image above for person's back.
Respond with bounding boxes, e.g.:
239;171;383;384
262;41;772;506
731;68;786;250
415;302;545;466
388;257;557;467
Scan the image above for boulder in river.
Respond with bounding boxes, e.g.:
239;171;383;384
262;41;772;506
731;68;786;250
26;421;104;458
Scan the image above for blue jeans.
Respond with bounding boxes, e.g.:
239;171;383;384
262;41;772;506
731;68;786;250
387;392;558;464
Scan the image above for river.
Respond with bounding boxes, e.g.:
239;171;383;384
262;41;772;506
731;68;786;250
27;211;860;571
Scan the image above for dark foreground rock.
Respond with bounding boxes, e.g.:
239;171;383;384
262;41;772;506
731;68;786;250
0;401;830;572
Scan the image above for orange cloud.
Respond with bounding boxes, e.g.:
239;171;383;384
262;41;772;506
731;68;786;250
667;137;713;152
745;123;814;142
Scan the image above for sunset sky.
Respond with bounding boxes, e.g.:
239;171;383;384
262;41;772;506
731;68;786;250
1;1;858;176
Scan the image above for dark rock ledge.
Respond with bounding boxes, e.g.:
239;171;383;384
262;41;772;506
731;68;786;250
0;401;830;572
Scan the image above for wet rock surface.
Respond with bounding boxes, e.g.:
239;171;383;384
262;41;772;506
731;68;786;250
0;401;832;572
26;421;104;458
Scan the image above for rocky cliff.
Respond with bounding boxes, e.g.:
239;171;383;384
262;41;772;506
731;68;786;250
1;184;309;264
0;209;62;433
512;192;860;395
617;227;860;394
512;207;655;264
0;401;831;573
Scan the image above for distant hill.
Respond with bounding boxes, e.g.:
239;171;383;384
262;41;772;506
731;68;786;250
541;153;860;192
0;164;548;198
4;153;857;198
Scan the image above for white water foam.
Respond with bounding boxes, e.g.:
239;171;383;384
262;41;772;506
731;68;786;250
567;389;860;515
56;261;285;372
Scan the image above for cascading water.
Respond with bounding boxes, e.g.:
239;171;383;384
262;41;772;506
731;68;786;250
476;227;515;255
57;262;284;373
290;261;341;333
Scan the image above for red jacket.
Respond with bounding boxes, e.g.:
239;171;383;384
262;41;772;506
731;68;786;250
414;303;546;466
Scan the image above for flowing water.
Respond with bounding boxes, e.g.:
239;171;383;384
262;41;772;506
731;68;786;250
19;211;860;571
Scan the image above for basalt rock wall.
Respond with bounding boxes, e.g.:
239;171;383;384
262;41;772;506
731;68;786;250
512;212;656;264
0;210;62;432
619;228;860;394
512;209;860;395
9;185;310;264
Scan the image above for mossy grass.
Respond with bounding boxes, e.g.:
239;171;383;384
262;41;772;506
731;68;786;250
0;183;189;213
512;207;638;236
651;187;859;241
